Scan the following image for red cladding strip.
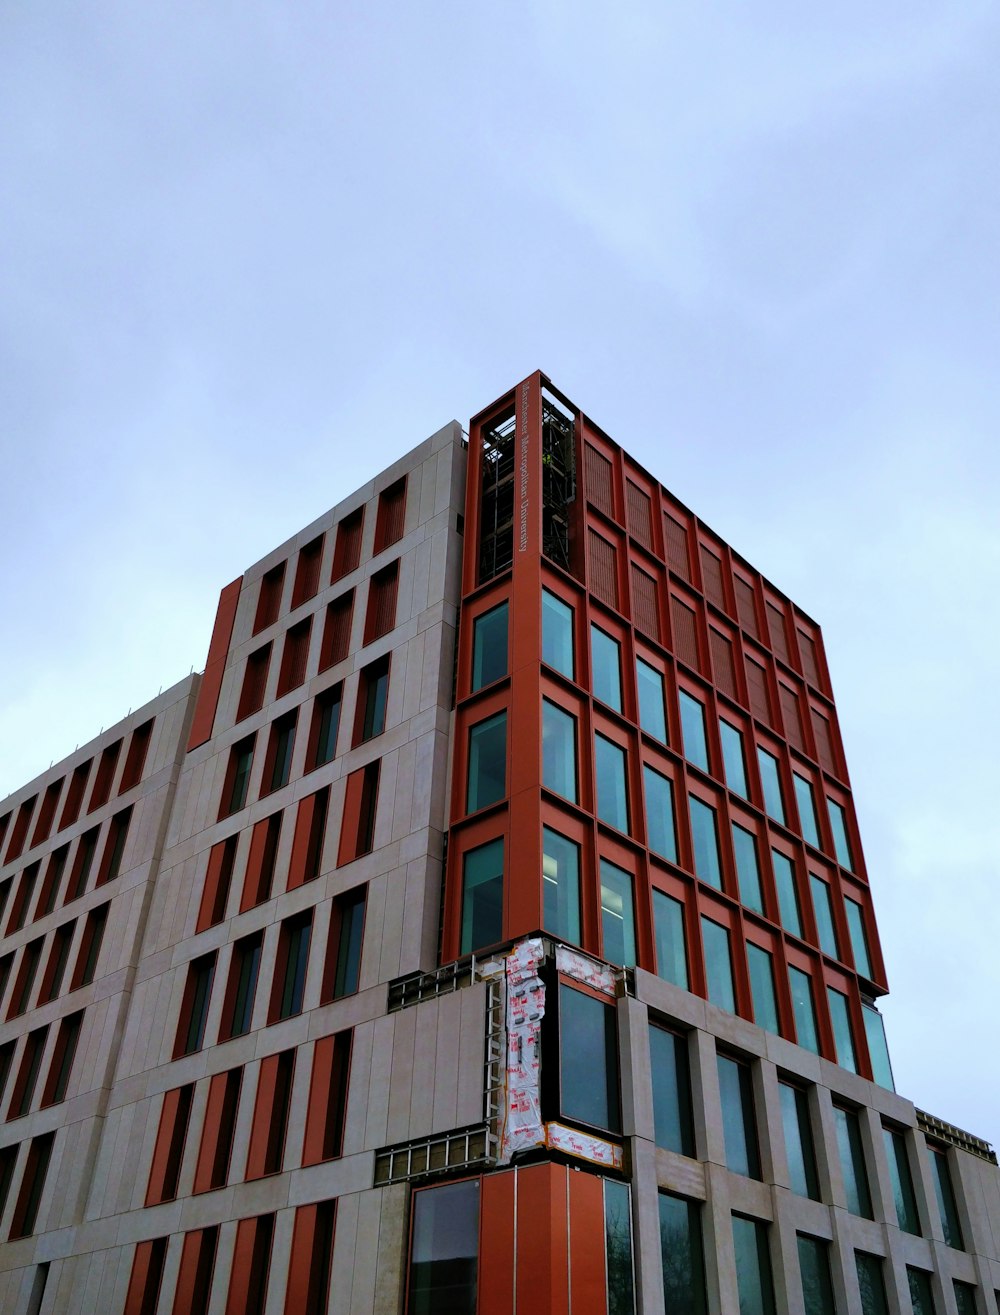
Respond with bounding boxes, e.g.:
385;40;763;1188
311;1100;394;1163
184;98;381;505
187;577;244;751
568;1166;606;1315
285;1203;319;1311
479;1170;516;1315
515;1162;570;1315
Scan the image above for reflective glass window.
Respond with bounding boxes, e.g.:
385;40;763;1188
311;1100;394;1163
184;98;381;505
542;700;577;802
542;828;581;945
834;1106;872;1218
856;1253;890;1315
747;944;779;1034
883;1126;921;1235
460;839;503;954
644;767;676;863
659;1194;706;1315
636;660;667;742
689;797;721;888
732;1216;775;1315
604;1179;635;1315
929;1148;964;1249
810;877;838;958
720;721;747;797
600;860;636;967
954;1282;978;1315
560;985;620;1132
757;749;785;823
863;1004;894;1090
827;799;853;868
788;966;819;1053
408;1179;479;1315
907;1268;937;1315
718;1056;760;1179
591;626;622;712
542;591;574;678
466;712;507;813
779;1082;820;1200
653;890;688;989
596;735;629;833
845;899;873;978
680;692;709;772
702;918;735;1014
827;987;857;1073
732;824;763;913
471;602;508;691
793;774;820;848
650;1026;695;1156
798;1235;836;1315
772;850;802;937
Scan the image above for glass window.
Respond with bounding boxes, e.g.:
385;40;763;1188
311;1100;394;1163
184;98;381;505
717;1056;760;1179
856;1253;890;1315
907;1269;937;1315
595;735;630;832
542;700;577;802
720;721;747;797
788;966;819;1053
644;767;677;862
772;851;802;937
276;915;311;1020
746;944;779;1034
732;1216;775;1315
779;1082;820;1200
560;985;620;1132
757;749;785;823
954;1282;978;1315
225;933;263;1039
732;824;763;913
649;1026;695;1156
863;1003;894;1090
689;797;721;888
659;1194;706;1315
604;1179;635;1315
653;890;688;988
591;626;622;711
408;1179;479;1315
883;1126;921;1235
460;838;503;954
793;774;820;848
827;987;857;1073
471;602;508;691
542;828;581;945
798;1235;836;1315
326;887;365;1000
834;1106;872;1218
311;685;342;769
636;660;667;742
542;590;574;678
702;918;735;1013
810;877;838;958
845;899;873;978
928;1147;964;1249
357;656;390;743
679;692;709;772
466;712;507;813
827;799;853;868
600;860;636;967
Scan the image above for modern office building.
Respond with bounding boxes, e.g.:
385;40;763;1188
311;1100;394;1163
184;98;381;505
0;372;997;1315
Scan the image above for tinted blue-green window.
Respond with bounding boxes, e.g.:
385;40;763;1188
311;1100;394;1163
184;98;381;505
732;824;763;913
929;1148;965;1249
659;1194;706;1315
604;1179;635;1315
471;602;508;691
542;700;577;802
542;827;581;946
720;720;747;797
834;1106;872;1218
596;735;629;833
718;1057;761;1179
542;590;574;678
689;797;721;888
680;692;709;772
856;1253;890;1315
954;1282;978;1315
793;774;820;848
466;712;507;813
827;987;857;1073
779;1082;820;1200
772;850;802;937
907;1268;937;1315
732;1216;775;1315
461;838;503;954
863;1004;894;1090
798;1235;836;1315
827;798;853;868
644;767;676;862
747;944;779;1034
883;1126;921;1235
600;859;636;967
845;899;872;978
560;984;620;1132
701;917;735;1013
591;625;622;712
788;966;818;1053
408;1179;479;1315
758;749;785;823
810;876;838;958
650;1026;695;1156
653;890;688;988
636;659;667;742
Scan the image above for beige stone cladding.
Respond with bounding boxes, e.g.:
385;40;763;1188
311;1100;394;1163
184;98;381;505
0;677;199;1309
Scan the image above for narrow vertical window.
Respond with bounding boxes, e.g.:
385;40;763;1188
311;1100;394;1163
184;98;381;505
276;617;312;696
122;1237;168;1315
679;691;709;771
97;806;132;885
471;602;509;691
287;787;329;889
286;1200;337;1315
689;797;721;887
9;1131;55;1239
37;921;75;1004
701;917;735;1013
242;815;283;909
363;560;400;644
40;1011;83;1107
172;1227;219;1315
302;1031;352;1164
36;846;68;918
193;1067;243;1193
8;937;44;1018
542;699;578;802
220;932;264;1040
834;1105;872;1218
542;590;574;678
220;735;255;818
732;824;763;912
70;903;108;990
307;683;342;769
855;1253;889;1315
226;1214;275;1315
720;720;747;797
793;773;820;848
237;645;272;722
31;780;63;848
542;828;581;945
810;876;839;958
653;890;688;988
907;1269;937;1315
779;1082;820;1200
732;1216;776;1315
954;1283;978;1315
354;655;390;745
322;887;366;1001
559;984;620;1132
644;767;677;862
461;838;503;955
658;1194;706;1314
591;625;622;711
5;863;39;935
253;562;285;634
374;476;407;552
845;898;873;978
928;1146;965;1249
292;535;324;608
245;1049;296;1179
0;1144;17;1226
6;1025;49;1120
59;760;92;831
600;859;636;967
772;850;803;936
863;1003;894;1090
145;1084;194;1205
788;966;819;1053
757;748;785;823
797;1235;836;1315
331;506;364;581
650;1026;695;1156
407;1180;479;1315
64;826;99;902
4;796;36;864
263;711;297;794
604;1179;635;1315
269;913;312;1022
746;944;779;1034
827;986;858;1072
319;591;354;669
119;719;153;793
883;1126;921;1235
174;952;217;1058
467;712;507;813
88;740;122;812
717;1055;760;1178
337;762;379;865
636;659;667;741
827;799;854;868
198;834;239;930
595;734;630;832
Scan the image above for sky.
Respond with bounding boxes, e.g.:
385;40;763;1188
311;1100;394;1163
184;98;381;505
2;3;999;1146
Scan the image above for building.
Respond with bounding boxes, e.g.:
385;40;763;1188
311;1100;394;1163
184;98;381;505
0;371;997;1315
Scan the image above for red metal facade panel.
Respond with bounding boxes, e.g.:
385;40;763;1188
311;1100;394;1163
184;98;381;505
514;1163;570;1315
187;577;243;751
479;1169;517;1315
568;1168;606;1315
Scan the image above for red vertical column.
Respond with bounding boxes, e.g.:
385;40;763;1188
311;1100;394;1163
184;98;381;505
514;1162;570;1315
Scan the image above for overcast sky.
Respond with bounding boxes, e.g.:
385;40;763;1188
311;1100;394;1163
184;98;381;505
2;3;998;1147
